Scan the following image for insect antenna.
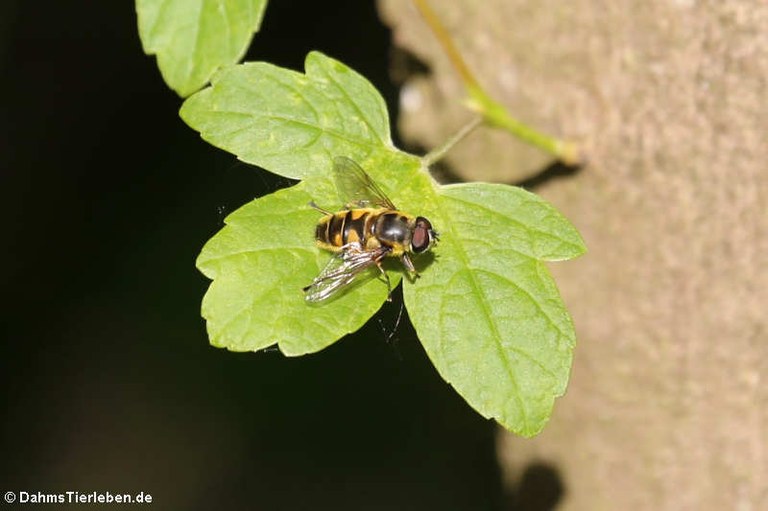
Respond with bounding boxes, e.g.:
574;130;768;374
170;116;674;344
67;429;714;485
308;201;334;215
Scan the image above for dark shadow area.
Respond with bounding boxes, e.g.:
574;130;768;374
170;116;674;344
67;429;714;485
506;462;565;511
388;46;433;85
419;149;584;189
0;1;507;510
514;160;584;190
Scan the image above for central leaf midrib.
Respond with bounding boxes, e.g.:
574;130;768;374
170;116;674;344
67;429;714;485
439;195;529;430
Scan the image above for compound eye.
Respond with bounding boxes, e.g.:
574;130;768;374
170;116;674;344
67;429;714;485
411;217;434;253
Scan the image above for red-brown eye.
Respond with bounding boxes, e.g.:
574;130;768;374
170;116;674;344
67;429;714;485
411;217;434;253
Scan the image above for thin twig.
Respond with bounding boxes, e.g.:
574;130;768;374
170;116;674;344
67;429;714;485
412;0;584;166
422;116;483;167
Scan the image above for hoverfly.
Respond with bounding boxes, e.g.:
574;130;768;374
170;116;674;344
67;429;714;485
303;156;439;302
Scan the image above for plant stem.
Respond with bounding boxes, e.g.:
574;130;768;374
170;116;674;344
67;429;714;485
423;116;482;167
466;90;582;166
412;0;583;166
412;0;481;92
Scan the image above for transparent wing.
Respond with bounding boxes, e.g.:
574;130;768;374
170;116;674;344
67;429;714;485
333;156;397;210
303;244;389;302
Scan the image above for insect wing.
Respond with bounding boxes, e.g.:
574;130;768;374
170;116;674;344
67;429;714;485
304;245;389;302
333;156;397;210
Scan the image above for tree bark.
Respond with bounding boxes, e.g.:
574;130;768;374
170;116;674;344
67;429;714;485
378;1;768;509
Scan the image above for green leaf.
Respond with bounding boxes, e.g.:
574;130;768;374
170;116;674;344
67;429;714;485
180;51;399;179
404;183;586;437
197;177;408;356
136;0;268;97
186;50;587;436
197;151;440;355
189;49;429;355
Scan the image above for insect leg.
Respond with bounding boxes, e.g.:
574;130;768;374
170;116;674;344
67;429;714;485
400;253;420;279
375;257;393;302
308;201;334;215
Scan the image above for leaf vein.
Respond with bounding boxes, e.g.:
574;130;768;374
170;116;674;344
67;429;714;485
324;68;385;146
444;194;582;255
216;112;379;153
186;0;205;86
469;268;560;380
440;227;529;430
476;264;567;341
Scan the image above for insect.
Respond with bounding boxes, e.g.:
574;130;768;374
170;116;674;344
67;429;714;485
303;156;439;302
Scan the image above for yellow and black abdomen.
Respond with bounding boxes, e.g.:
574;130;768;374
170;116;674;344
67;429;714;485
315;208;414;256
315;208;380;251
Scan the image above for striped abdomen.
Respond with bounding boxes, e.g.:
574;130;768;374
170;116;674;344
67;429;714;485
315;208;413;256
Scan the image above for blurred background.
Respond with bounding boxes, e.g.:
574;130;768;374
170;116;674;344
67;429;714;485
0;2;519;509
